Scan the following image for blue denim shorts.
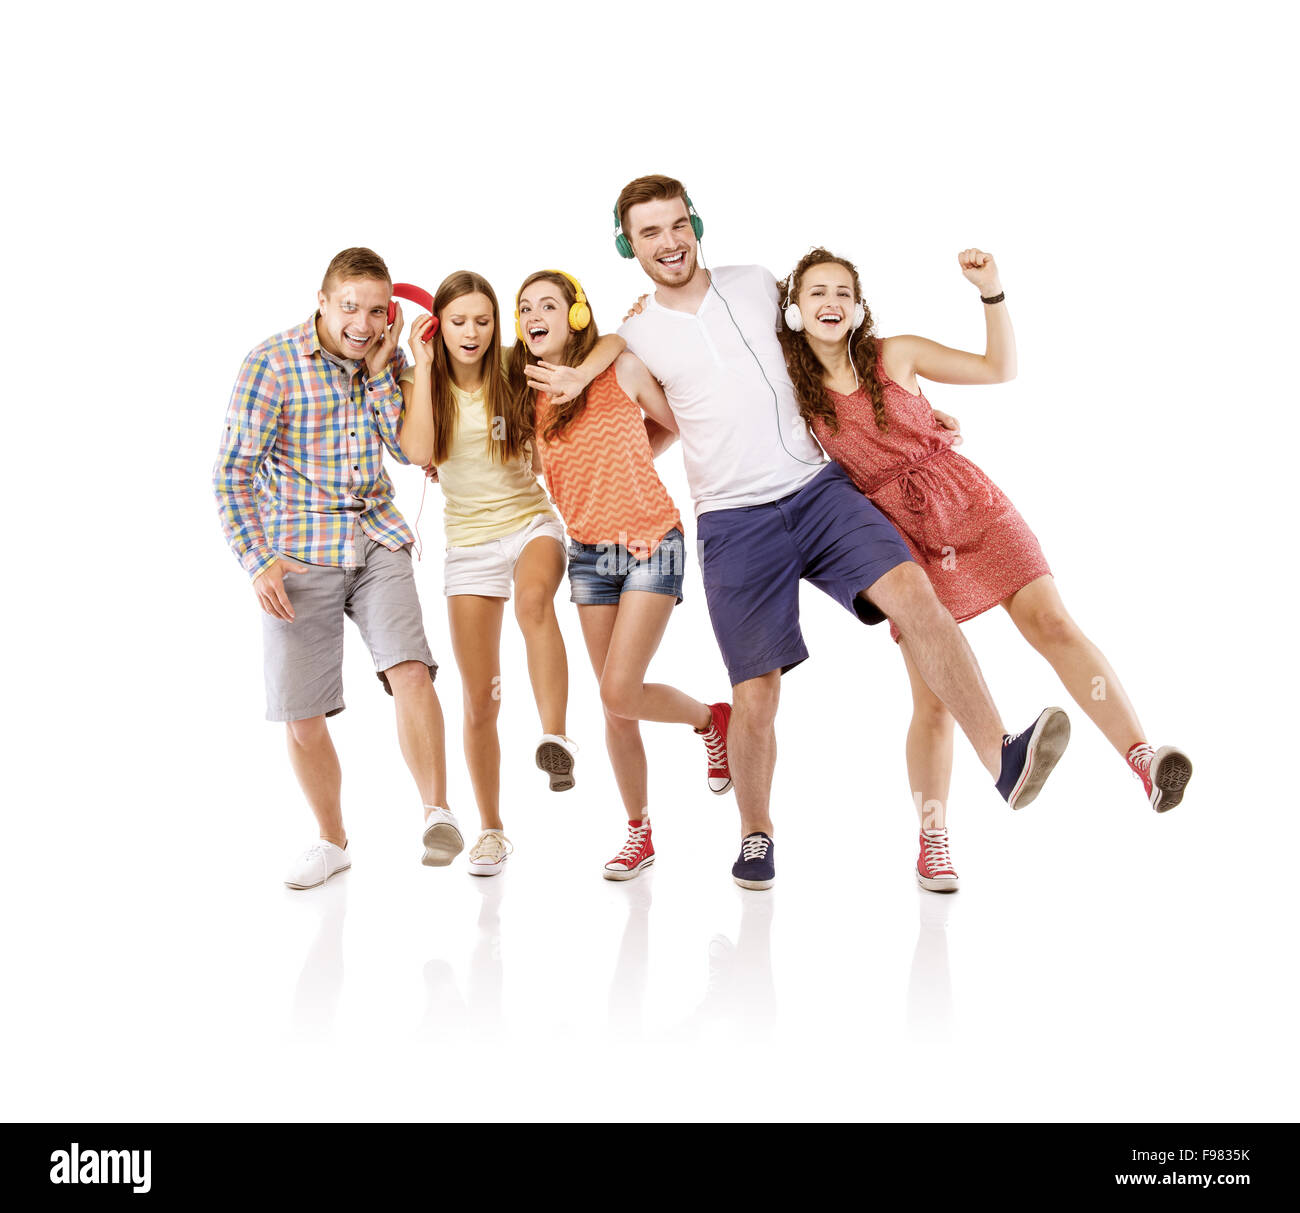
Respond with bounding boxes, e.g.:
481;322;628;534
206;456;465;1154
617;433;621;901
568;527;686;606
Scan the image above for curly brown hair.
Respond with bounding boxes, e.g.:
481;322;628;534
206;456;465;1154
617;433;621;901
507;270;600;444
776;248;887;435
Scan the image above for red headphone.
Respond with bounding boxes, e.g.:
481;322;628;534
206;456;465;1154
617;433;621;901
389;282;439;341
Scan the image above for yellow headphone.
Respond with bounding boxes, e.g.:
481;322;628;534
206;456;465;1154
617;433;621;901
515;269;592;343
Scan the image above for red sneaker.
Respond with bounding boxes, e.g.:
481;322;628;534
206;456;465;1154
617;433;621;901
916;828;959;893
1127;742;1193;813
696;702;733;795
603;819;655;881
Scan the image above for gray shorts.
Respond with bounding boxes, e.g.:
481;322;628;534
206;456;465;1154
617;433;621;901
262;529;437;722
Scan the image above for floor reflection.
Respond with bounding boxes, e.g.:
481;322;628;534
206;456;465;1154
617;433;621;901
289;875;348;1032
907;888;954;1035
673;889;776;1038
607;874;653;1035
422;876;505;1030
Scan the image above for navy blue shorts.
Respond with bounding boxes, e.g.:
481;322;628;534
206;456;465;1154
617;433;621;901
695;462;914;686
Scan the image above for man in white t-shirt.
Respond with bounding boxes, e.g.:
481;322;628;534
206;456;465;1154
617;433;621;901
614;175;1070;891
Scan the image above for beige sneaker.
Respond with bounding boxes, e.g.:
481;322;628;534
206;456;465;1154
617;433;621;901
467;829;512;877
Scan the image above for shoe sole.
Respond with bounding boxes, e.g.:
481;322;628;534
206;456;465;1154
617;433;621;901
285;862;351;891
1151;746;1193;813
916;868;959;893
603;855;655;881
1007;707;1071;810
421;821;464;867
468;857;507;876
709;777;733;795
535;741;575;792
733;875;775;891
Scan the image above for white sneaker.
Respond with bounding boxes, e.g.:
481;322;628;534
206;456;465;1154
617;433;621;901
421;807;464;867
467;829;512;876
285;839;351;890
535;734;578;792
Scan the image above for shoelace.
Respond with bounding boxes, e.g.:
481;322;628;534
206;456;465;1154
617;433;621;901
1128;743;1155;775
921;830;954;874
740;835;770;862
613;823;651;863
702;726;727;768
470;833;511;862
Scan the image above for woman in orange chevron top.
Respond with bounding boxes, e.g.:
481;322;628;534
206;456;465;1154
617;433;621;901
509;269;733;881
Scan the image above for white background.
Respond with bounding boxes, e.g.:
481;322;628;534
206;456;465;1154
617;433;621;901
5;0;1297;1122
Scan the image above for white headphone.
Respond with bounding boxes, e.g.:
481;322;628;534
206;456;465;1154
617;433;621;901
783;278;865;333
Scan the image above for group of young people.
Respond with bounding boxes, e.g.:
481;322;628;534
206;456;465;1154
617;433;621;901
213;174;1192;896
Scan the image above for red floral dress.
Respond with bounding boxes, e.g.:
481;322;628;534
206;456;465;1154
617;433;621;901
813;362;1050;640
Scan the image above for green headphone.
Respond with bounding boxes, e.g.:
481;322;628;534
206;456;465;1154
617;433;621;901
614;192;704;258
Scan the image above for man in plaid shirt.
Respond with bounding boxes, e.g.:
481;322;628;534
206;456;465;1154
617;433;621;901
214;247;465;889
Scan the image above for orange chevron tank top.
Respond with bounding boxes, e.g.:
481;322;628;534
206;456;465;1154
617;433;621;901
535;364;681;557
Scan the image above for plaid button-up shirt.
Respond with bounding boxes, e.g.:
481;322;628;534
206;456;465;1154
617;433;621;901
214;315;413;579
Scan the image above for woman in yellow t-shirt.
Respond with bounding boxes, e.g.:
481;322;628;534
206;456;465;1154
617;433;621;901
399;270;624;876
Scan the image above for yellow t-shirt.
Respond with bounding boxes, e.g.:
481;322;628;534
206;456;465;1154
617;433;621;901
401;366;552;546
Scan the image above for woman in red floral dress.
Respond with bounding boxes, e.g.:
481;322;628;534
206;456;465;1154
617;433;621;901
777;247;1192;892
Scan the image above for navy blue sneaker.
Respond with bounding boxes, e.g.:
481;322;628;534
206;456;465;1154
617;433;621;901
996;707;1071;809
732;832;775;890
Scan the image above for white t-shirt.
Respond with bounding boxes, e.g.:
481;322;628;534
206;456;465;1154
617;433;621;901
619;264;825;515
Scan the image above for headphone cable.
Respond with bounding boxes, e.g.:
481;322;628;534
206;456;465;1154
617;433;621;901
697;242;825;469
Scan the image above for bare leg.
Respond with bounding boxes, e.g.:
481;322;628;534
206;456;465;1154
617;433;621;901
577;594;712;819
383;660;450;812
1004;575;1145;756
577;604;649;820
729;671;781;838
597;591;712;728
285;716;346;848
448;595;507;832
900;646;956;830
865;562;1004;777
513;536;569;736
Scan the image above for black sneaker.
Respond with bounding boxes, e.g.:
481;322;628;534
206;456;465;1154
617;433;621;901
732;832;775;890
996;707;1071;809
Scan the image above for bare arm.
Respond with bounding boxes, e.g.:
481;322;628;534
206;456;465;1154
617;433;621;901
396;314;436;466
644;418;678;456
883;248;1016;389
525;333;627;404
613;350;678;434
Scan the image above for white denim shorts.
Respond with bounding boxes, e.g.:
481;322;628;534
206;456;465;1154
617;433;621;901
444;513;567;598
